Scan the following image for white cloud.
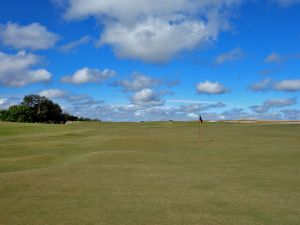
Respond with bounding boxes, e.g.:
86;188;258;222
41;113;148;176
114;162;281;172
264;52;284;63
113;73;161;92
250;98;296;113
275;79;300;92
112;72;176;107
131;88;164;106
61;0;240;22
248;78;272;92
29;69;52;82
214;48;245;65
59;35;92;53
196;81;229;94
0;98;7;106
264;98;296;108
56;0;242;62
0;51;52;86
39;89;67;98
0;22;59;50
61;67;116;84
99;17;218;63
248;79;300;92
0;96;22;109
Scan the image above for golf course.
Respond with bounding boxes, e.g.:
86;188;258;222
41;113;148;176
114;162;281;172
0;121;299;225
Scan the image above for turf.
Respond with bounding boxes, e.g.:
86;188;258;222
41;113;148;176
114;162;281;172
0;121;299;225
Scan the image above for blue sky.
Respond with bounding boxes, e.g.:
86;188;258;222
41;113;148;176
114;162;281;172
0;0;300;121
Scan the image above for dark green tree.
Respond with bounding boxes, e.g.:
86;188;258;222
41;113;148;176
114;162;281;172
63;113;78;121
1;105;34;122
21;95;65;123
0;109;9;121
0;94;95;124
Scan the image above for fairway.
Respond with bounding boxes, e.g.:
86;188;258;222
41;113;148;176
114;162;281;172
0;121;299;225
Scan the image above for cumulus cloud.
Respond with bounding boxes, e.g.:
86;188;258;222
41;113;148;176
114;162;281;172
0;22;59;50
60;0;240;23
214;48;245;65
0;96;22;109
274;79;300;92
0;98;7;107
0;51;52;86
99;17;218;63
131;88;164;106
248;78;272;92
61;67;116;84
113;73;161;92
55;0;242;62
59;35;92;53
250;98;296;113
112;72;176;107
248;79;300;92
196;81;229;94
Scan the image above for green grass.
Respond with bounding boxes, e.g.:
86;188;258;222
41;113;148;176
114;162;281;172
0;121;299;225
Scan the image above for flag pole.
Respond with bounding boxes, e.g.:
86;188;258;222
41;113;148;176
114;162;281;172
198;120;200;138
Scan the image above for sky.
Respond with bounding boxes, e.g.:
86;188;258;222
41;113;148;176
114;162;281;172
0;0;300;121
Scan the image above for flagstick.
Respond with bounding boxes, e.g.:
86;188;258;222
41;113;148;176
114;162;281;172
198;120;201;139
198;115;202;139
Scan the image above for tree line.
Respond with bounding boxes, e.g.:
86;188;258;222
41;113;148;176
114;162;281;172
0;95;97;124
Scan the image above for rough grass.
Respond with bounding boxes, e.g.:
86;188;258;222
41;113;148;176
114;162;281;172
0;121;299;225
